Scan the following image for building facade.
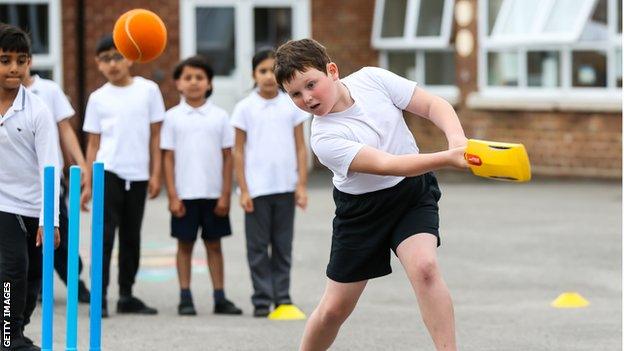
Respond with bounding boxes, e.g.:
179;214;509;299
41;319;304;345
2;0;621;177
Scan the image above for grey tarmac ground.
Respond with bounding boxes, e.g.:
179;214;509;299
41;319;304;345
27;170;621;350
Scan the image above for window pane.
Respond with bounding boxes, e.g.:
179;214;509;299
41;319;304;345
579;0;608;41
617;0;622;33
572;50;607;87
527;51;560;87
196;7;236;76
381;0;407;37
254;7;292;52
30;69;53;80
424;51;455;85
487;0;504;35
496;0;541;36
416;0;444;37
544;0;592;35
0;4;49;54
387;52;416;80
488;51;518;86
615;48;621;87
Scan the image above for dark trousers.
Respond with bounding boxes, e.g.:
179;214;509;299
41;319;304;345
0;211;41;347
245;192;295;308
102;171;147;299
54;183;85;285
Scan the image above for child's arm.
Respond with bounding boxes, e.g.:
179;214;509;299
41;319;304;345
214;148;233;217
350;145;466;177
148;122;163;199
294;123;308;210
233;128;253;213
162;150;185;218
81;132;100;210
405;87;467;149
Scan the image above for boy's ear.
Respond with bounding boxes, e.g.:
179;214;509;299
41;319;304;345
326;62;339;81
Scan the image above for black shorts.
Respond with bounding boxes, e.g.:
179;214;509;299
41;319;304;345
171;199;232;242
327;173;441;283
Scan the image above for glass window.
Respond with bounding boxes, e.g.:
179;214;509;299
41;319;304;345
381;0;407;37
416;0;444;36
579;0;608;41
572;50;607;87
30;69;53;80
488;51;519;86
424;51;455;85
616;48;622;87
487;0;504;35
618;0;622;33
196;7;236;76
254;7;292;51
0;4;49;54
388;51;416;80
495;0;541;36
527;51;560;87
543;0;594;35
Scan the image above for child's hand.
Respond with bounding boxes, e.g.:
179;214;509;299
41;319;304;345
36;226;60;248
214;196;230;217
169;198;186;218
80;186;92;212
240;191;254;213
295;184;307;210
448;146;469;169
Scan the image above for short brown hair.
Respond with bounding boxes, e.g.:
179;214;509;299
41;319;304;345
275;38;331;88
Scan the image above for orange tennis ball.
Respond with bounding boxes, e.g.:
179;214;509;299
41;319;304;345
113;9;167;63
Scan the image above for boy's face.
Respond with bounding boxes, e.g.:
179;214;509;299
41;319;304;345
175;65;211;101
283;63;339;116
0;49;30;91
95;49;132;84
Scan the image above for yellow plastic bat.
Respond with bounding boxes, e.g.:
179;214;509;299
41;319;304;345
464;139;531;182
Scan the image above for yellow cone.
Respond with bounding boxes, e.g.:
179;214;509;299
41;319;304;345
268;304;306;320
551;292;590;308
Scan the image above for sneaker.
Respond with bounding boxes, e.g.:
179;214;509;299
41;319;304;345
78;281;91;304
3;337;40;350
253;305;270;318
117;296;158;315
214;299;242;315
178;299;197;316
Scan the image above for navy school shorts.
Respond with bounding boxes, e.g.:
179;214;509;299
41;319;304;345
171;199;232;242
326;173;441;283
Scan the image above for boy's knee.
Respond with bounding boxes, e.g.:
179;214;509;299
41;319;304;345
204;240;222;254
414;257;439;285
318;303;352;326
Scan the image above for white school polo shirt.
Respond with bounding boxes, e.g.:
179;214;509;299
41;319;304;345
231;90;309;198
310;67;419;195
83;76;166;181
0;85;61;225
27;75;76;167
160;100;233;199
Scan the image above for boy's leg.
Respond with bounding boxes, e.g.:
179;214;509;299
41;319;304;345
117;181;147;297
396;234;456;351
300;279;367;351
269;193;295;305
177;240;195;290
0;212;29;347
244;196;273;310
102;172;124;308
22;216;41;341
203;239;224;290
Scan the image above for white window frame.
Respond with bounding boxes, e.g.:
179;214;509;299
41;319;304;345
372;0;458;103
372;0;455;49
2;0;62;85
488;0;598;46
470;0;622;111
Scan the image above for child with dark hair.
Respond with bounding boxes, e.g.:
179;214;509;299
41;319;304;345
232;49;309;318
161;55;242;316
0;23;61;351
275;38;467;351
82;34;164;318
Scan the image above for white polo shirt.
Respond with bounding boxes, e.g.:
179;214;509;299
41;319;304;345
0;85;61;225
231;90;309;198
27;74;76;167
310;67;419;195
83;76;166;181
160;100;233;199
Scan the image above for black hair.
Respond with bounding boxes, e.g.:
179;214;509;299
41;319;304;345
0;22;31;56
173;55;215;98
95;34;116;55
252;48;276;72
